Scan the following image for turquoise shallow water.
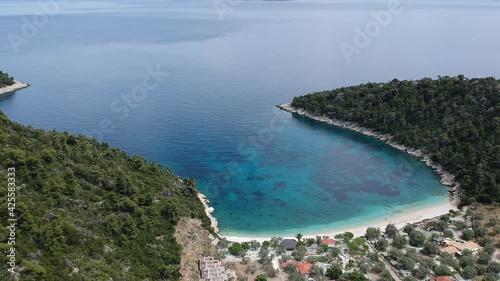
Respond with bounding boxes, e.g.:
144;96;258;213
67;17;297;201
205;112;449;236
0;0;499;236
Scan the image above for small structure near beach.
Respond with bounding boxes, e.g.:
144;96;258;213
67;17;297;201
439;238;481;256
281;239;298;250
321;239;336;248
281;260;313;275
199;257;228;281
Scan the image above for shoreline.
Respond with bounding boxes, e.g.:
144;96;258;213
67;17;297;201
224;199;455;243
0;80;30;96
197;192;221;237
199;103;461;243
277;103;461;204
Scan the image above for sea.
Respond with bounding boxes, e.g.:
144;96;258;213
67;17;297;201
1;0;499;236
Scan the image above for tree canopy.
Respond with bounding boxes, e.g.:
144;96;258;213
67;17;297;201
0;71;15;88
0;111;211;280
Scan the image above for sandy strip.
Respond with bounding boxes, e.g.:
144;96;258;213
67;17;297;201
224;200;456;243
0;80;29;95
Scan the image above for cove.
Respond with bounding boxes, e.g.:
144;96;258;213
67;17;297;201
1;0;498;237
197;110;450;237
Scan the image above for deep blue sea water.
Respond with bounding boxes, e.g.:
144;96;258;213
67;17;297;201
1;0;499;236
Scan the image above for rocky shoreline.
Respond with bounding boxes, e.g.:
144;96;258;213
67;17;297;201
277;103;461;204
197;192;221;236
0;80;30;96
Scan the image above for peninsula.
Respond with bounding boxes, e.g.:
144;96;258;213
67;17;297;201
210;76;499;281
284;76;499;206
0;71;29;95
0;111;213;280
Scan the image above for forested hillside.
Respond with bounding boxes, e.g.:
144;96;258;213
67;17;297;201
0;71;15;88
0;111;211;280
291;76;500;205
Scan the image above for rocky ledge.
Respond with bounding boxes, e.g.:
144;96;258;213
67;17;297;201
0;80;30;96
197;193;220;236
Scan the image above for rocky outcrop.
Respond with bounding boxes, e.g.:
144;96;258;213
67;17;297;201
198;193;220;235
0;80;29;95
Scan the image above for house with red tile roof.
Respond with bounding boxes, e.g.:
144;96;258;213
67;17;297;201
321;239;336;247
281;260;313;275
431;276;453;281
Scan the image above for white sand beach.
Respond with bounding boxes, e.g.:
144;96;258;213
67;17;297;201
0;80;29;95
224;200;456;243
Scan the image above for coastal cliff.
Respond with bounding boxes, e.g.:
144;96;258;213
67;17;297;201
198;192;220;235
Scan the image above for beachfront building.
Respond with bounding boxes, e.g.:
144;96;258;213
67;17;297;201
281;260;313;279
320;239;336;248
281;239;298;251
439;239;481;256
199;257;229;281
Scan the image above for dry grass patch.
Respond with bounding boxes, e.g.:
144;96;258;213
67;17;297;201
175;218;217;280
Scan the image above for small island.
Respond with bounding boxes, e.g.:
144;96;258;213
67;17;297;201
0;70;29;95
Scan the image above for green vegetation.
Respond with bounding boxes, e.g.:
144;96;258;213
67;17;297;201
326;264;342;279
408;230;426;247
292;245;307;261
229;242;245;256
384;223;398;238
290;76;500;204
0;71;15;88
255;274;267;281
228;242;251;257
364;227;381;240
0;111;211;280
341;272;369;281
295;233;303;243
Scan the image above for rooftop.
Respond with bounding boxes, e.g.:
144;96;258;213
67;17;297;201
281;261;313;274
321;239;336;245
440;246;460;255
281;239;298;250
199;257;228;281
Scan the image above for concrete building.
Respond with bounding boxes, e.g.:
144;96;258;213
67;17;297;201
199;257;228;281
